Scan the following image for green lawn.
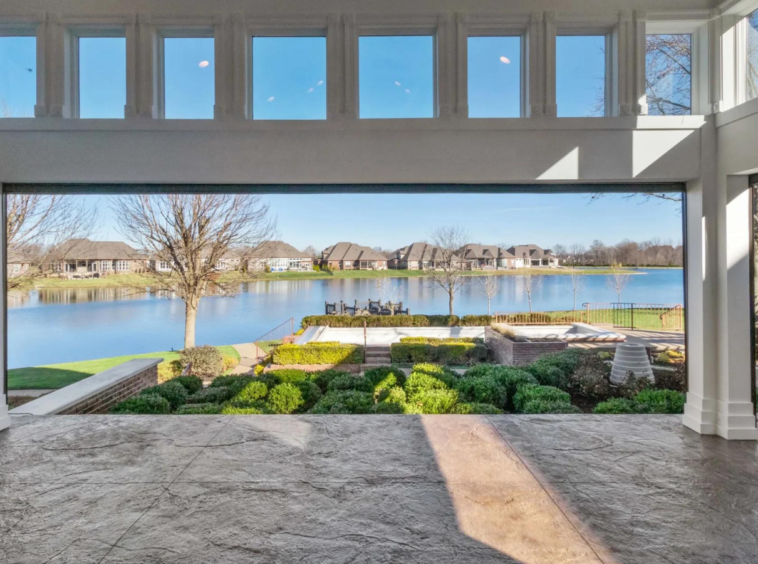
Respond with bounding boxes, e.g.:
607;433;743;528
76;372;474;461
8;345;240;390
496;308;685;331
29;267;637;289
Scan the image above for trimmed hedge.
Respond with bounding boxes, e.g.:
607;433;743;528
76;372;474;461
175;403;223;415
593;398;648;414
301;314;493;329
267;369;309;383
363;366;406;394
635;389;685;414
412;389;459;414
273;344;363;365
231;381;269;405
399;336;484;344
391;341;487;365
186;386;235;404
453;402;504;414
310;369;352;393
293;380;323;411
111;394;171;414
327;375;374;394
454;376;508;409
404;371;456;401
520;400;581;414
172;376;203;395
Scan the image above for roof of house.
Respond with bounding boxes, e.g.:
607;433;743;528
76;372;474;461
51;239;140;260
322;242;387;262
394;242;460;262
507;244;555;259
251;240;313;259
460;244;514;260
7;247;35;264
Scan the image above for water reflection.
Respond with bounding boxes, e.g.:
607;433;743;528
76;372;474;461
8;269;684;368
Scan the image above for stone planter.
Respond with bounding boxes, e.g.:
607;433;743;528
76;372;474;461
610;343;655;384
485;327;568;366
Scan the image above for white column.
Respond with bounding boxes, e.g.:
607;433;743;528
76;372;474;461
716;175;758;439
326;13;342;120
342;14;357;119
526;11;543;117
633;11;647;115
0;191;9;432
544;12;557;117
455;13;468;117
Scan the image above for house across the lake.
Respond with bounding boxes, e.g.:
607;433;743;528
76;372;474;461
7;248;33;278
249;240;314;272
389;242;461;270
49;239;145;277
459;244;520;270
507;244;560;268
320;242;388;270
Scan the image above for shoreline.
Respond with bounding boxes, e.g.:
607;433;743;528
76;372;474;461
20;266;660;290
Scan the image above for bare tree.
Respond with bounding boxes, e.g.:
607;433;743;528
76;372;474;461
6;194;93;290
302;245;318;259
606;263;632;303
111;194;276;348
477;272;500;315
374;277;400;308
428;225;468;316
567;268;586;310
522;271;543;314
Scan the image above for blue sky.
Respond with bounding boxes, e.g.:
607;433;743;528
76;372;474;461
83;193;682;251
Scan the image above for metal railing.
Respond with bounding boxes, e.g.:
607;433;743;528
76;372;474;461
250;317;296;360
494;303;684;331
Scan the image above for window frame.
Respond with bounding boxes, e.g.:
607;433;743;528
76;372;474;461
736;1;758;105
0;23;40;118
155;26;216;120
247;18;328;121
645;20;707;116
66;25;127;119
465;22;527;119
555;26;614;118
356;16;439;120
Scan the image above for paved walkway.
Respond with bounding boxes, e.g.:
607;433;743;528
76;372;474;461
2;414;756;563
230;343;265;375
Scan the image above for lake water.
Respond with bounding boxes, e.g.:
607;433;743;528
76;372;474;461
8;268;684;368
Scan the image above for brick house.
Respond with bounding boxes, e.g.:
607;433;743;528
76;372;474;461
320;242;388;270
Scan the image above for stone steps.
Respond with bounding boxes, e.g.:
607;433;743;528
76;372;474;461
364;345;391;364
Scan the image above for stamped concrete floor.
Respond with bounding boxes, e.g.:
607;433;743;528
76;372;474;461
1;415;757;564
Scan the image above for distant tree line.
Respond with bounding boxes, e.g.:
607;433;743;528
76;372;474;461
552;239;683;267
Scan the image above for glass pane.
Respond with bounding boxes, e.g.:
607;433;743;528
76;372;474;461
164;37;215;119
0;36;36;118
747;9;758;102
359;36;434;119
252;37;326;120
556;35;606;117
79;37;126;119
467;36;521;118
646;34;692;115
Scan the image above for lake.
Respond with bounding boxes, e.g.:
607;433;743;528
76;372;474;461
8;268;684;368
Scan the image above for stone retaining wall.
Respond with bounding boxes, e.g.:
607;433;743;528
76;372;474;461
485;327;567;366
10;359;161;416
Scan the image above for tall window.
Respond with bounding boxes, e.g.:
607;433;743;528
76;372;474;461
646;34;692;115
556;35;606;117
0;36;36;117
359;35;434;119
78;36;126;118
467;36;521;118
747;9;758;102
252;37;326;120
163;37;215;119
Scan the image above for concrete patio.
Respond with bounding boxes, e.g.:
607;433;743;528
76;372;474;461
1;414;756;564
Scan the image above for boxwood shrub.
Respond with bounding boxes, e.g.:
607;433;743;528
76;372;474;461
111;394;171;414
453;402;503;414
293;380;323;411
454;376;508;409
327;375;374;394
593;398;649;414
513;385;572;413
635;389;685;414
267;369;309;383
390;341;487;365
310;369;352;393
140;381;188;410
371;401;406;414
412;389;459;414
363;366;406;394
309;390;374;414
171;375;203;395
266;383;304;414
404;371;456;401
231;381;268;405
186;386;235;404
222;403;274;415
175;402;223;415
526;350;585;390
179;345;224;378
520;400;581;414
273;344;363;365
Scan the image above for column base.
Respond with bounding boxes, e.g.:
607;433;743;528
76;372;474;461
682;392;717;435
0;397;10;432
715;400;758;440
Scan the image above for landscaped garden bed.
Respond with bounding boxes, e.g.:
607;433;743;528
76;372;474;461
390;337;488;365
110;348;686;416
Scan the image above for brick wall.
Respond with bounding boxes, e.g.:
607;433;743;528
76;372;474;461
10;358;162;417
485;327;567;366
58;365;158;414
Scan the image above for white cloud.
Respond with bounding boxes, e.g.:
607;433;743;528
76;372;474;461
499;56;510;64
267;96;275;102
198;60;210;68
404;89;411;94
317;80;324;86
394;81;402;87
307;87;314;93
